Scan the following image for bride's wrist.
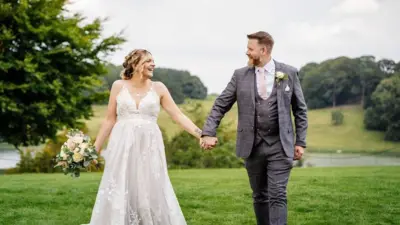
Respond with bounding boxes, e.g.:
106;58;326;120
94;145;101;153
194;128;202;139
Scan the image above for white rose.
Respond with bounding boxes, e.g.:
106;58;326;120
276;71;285;79
59;150;68;160
79;143;88;150
67;139;75;149
79;143;89;155
74;147;80;153
72;152;84;162
72;136;84;144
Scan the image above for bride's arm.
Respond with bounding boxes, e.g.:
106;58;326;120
93;80;123;152
157;82;202;140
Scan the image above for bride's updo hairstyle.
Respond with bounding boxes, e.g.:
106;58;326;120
120;49;152;80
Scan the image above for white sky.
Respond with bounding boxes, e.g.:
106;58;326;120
66;0;400;94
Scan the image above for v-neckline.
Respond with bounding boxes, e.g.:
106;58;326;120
123;82;153;110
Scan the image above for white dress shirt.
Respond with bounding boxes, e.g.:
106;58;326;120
255;59;275;98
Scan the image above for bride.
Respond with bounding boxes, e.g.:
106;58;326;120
83;49;203;225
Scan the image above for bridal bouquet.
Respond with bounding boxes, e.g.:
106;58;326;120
54;129;100;178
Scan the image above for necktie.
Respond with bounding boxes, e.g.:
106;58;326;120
258;68;267;99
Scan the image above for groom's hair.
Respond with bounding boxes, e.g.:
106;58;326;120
247;31;274;53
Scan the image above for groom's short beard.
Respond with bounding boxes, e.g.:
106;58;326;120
247;57;261;67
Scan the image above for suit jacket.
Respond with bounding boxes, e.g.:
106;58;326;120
202;60;308;158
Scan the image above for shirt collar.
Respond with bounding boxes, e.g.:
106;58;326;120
256;58;275;73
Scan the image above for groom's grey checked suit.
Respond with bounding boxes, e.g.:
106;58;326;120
202;60;308;225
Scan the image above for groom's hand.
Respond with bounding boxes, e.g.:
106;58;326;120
200;136;218;150
294;146;304;160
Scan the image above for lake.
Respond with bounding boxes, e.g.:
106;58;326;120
1;149;400;170
298;152;400;167
0;149;19;169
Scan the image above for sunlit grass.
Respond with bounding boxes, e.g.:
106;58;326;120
0;167;399;225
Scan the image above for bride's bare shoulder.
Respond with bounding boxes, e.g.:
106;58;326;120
110;79;126;92
152;81;168;96
112;79;126;88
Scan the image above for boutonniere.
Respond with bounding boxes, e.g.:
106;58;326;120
275;71;288;85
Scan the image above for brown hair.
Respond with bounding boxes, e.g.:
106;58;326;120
120;49;152;80
247;31;274;53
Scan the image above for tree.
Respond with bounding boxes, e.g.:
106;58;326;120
364;74;400;141
301;57;357;108
100;65;208;104
102;63;123;90
395;62;400;73
182;75;207;100
298;62;318;83
300;55;396;109
0;0;125;149
356;55;383;108
152;68;208;103
378;58;397;74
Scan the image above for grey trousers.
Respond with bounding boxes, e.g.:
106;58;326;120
244;136;293;225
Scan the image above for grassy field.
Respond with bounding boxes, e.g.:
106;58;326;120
0;167;399;225
85;98;400;153
2;98;399;154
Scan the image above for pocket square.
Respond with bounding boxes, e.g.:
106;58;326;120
285;85;290;92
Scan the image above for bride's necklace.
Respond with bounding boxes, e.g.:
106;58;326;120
133;92;147;97
130;82;150;97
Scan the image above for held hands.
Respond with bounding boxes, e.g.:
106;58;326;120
200;136;218;150
294;145;304;160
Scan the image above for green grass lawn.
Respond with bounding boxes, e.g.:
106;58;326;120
85;99;400;153
0;167;399;225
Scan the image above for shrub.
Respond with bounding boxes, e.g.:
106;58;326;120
331;110;344;126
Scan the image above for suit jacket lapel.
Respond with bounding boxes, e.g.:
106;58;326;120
274;61;283;108
247;67;256;107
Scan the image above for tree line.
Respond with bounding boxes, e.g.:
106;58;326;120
300;56;399;109
102;63;208;104
299;56;400;141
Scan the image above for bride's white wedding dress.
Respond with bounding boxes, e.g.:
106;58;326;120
83;82;187;225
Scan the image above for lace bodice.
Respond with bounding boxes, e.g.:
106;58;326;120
116;83;160;123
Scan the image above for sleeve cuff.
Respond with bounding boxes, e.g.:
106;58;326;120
201;131;216;137
295;142;306;148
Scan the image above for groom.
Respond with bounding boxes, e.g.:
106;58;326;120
200;31;308;225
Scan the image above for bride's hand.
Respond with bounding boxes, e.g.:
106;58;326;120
200;136;218;150
95;145;102;154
